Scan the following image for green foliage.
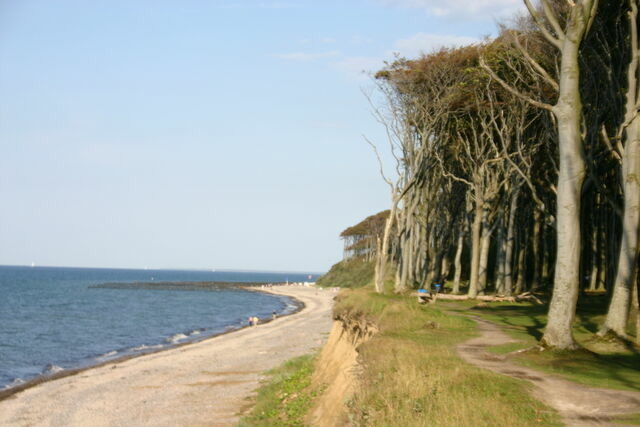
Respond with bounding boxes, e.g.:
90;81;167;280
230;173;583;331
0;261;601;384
336;289;561;426
316;258;374;288
238;355;318;427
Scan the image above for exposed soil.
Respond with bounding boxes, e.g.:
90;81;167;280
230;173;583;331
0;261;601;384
307;316;377;426
457;316;640;426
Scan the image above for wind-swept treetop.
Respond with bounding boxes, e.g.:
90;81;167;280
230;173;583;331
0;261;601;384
340;210;390;239
340;210;390;261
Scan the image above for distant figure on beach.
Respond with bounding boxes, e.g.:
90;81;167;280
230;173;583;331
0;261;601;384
248;316;259;326
272;311;277;320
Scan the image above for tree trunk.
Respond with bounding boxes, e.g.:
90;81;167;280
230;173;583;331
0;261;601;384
597;215;608;292
441;253;451;283
541;10;589;349
375;201;398;293
531;208;542;289
495;221;507;294
468;191;484;298
504;189;520;296
453;228;464;294
635;274;640;344
601;116;640;336
515;235;527;294
478;207;492;295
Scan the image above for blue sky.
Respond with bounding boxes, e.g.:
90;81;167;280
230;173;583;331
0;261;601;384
0;0;523;272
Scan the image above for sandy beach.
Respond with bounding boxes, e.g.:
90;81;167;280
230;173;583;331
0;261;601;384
0;285;335;427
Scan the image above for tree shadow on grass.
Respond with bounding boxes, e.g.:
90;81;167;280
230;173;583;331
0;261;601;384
471;304;547;341
473;305;640;391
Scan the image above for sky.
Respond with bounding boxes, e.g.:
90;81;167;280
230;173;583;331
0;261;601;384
0;0;524;273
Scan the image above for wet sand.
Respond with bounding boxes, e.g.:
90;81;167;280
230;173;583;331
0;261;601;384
0;285;335;427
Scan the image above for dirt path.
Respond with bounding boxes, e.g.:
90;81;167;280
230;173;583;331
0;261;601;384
0;285;335;427
457;316;640;426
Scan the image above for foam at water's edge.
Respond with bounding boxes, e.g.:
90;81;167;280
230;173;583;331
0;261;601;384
130;344;164;352
42;364;64;375
97;350;119;360
3;378;25;390
0;284;306;396
166;333;189;344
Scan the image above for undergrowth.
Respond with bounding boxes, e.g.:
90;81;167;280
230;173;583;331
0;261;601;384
316;258;374;288
238;355;318;427
335;289;561;426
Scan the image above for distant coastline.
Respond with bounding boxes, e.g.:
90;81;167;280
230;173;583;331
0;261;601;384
1;264;325;276
89;281;291;291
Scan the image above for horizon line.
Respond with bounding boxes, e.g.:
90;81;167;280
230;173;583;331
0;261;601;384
0;264;326;275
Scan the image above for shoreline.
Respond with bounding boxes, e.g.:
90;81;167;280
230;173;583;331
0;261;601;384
0;282;306;403
0;284;334;426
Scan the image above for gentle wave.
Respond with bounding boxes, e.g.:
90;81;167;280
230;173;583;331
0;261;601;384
96;350;119;360
0;266;302;391
166;333;189;344
130;344;164;352
42;364;64;375
3;378;25;390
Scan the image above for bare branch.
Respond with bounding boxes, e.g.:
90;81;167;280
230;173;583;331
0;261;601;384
479;55;555;111
364;136;395;189
523;0;564;49
512;34;559;92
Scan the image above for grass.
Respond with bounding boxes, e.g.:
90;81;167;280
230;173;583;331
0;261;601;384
335;289;561;426
613;413;640;425
238;355;319;427
440;296;640;392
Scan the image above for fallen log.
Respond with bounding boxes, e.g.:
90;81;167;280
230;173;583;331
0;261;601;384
412;292;544;305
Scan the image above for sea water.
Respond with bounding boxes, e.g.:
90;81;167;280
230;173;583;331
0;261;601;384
0;265;316;390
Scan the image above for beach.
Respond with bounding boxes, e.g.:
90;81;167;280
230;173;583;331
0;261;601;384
0;285;335;426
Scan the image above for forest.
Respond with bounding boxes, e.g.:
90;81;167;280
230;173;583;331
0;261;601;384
332;0;640;351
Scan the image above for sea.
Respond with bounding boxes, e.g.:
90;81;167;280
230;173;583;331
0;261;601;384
0;265;318;391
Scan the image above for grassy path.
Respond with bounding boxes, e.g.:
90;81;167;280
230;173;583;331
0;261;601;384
457;316;640;426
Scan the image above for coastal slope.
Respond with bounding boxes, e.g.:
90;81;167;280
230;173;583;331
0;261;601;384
0;285;334;427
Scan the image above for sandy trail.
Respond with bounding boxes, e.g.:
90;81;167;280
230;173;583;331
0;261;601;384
457;316;640;426
0;285;335;427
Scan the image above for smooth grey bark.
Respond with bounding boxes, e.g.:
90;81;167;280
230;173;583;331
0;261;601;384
601;116;640;335
453;227;465;294
375;201;397;293
515;236;527;294
588;213;600;292
537;0;597;350
478;207;492;295
597;221;607;291
504;188;520;295
440;253;451;284
495;221;507;294
531;208;542;289
468;191;484;298
601;1;640;337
